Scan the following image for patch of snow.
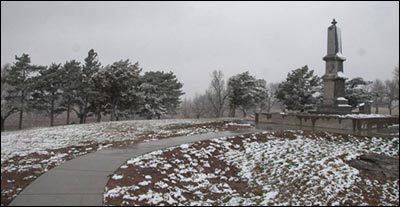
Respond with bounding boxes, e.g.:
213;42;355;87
340;114;392;119
312;91;322;98
138;180;150;186
337;71;348;79
180;144;190;149
225;122;252;127
112;174;123;180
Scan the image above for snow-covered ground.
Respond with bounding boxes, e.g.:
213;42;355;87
1;118;245;206
1;118;234;162
105;130;399;206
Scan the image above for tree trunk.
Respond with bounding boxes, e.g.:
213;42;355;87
79;114;84;124
216;108;222;118
66;104;71;125
96;108;101;123
242;109;247;118
231;105;236;117
50;99;55;126
18;90;25;130
1;117;5;132
83;96;88;123
375;104;379;114
111;106;115;121
110;99;116;121
18;109;23;130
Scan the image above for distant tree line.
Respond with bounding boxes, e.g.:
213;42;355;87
181;65;399;119
181;70;279;119
1;49;184;131
2;50;398;131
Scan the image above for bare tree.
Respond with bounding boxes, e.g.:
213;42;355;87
193;93;209;118
371;79;385;114
264;82;279;112
180;97;193;118
384;79;399;115
206;70;228;118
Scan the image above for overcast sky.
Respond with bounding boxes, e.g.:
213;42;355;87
1;1;399;98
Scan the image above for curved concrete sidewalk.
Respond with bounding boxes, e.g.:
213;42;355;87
10;129;261;206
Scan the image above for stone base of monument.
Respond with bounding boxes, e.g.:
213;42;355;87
316;97;353;114
255;112;399;135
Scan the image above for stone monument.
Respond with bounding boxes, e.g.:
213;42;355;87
318;19;352;114
255;19;399;134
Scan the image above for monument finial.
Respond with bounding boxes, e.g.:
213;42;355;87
331;19;337;25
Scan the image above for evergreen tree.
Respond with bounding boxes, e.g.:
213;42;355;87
5;54;41;129
275;65;322;112
89;67;109;122
227;71;267;117
139;71;184;119
92;60;142;121
60;60;81;124
30;63;65;126
75;49;101;123
1;64;18;131
344;77;372;108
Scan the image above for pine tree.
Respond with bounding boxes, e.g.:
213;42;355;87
227;71;267;117
139;71;184;119
92;60;142;121
30;63;65;126
275;65;322;112
89;67;109;122
5;54;41;129
1;64;18;131
344;77;372;108
75;49;101;123
60;60;81;124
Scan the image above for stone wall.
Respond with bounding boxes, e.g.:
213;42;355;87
256;113;399;132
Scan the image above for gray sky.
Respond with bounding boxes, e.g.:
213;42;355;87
1;1;399;98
